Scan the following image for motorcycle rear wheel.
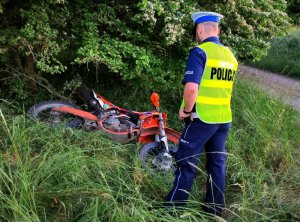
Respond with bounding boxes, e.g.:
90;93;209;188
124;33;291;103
28;101;83;128
139;142;178;172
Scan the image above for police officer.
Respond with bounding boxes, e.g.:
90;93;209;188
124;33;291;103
164;11;238;216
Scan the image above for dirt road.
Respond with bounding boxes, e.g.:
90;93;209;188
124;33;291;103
238;65;300;111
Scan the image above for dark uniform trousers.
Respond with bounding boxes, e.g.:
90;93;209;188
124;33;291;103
165;118;230;214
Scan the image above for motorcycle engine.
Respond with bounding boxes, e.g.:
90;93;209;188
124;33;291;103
103;116;129;132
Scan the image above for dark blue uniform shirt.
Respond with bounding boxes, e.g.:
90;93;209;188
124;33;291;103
182;36;223;85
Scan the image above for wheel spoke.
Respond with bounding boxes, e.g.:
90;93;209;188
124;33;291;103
28;101;83;129
140;142;177;173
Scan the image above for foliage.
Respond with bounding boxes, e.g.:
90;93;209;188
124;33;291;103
200;0;291;61
250;28;300;78
0;0;293;101
0;79;299;221
287;0;300;24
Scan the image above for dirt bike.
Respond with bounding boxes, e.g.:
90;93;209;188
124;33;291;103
28;86;180;171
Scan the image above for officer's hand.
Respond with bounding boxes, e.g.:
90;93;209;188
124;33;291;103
178;108;191;120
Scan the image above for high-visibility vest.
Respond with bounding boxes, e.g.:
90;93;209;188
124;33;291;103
196;42;238;123
182;42;238;123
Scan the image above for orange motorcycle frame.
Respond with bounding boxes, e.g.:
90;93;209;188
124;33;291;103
53;106;180;144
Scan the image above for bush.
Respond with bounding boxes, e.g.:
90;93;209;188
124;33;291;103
0;0;292;101
251;28;300;78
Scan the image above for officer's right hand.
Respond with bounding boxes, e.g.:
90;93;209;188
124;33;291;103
178;108;191;120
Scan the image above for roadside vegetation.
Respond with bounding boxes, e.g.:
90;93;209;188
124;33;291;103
0;78;299;222
0;0;293;104
1;1;300;221
245;0;299;78
250;28;300;78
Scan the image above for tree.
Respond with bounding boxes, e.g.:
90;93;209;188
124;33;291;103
0;0;292;100
287;0;300;24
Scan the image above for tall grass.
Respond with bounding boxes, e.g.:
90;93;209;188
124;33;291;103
226;79;300;221
250;28;300;78
0;78;299;221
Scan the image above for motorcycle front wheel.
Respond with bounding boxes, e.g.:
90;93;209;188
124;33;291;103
27;101;84;128
139;142;178;172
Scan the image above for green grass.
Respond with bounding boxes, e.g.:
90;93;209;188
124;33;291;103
250;28;300;78
0;79;299;221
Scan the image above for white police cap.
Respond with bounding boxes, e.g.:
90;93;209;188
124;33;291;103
191;11;224;24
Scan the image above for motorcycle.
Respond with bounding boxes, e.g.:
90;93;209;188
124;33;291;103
28;86;180;171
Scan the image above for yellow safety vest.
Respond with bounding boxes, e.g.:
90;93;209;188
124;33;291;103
182;42;238;123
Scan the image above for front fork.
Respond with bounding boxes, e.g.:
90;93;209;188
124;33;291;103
158;113;169;152
157;113;173;167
